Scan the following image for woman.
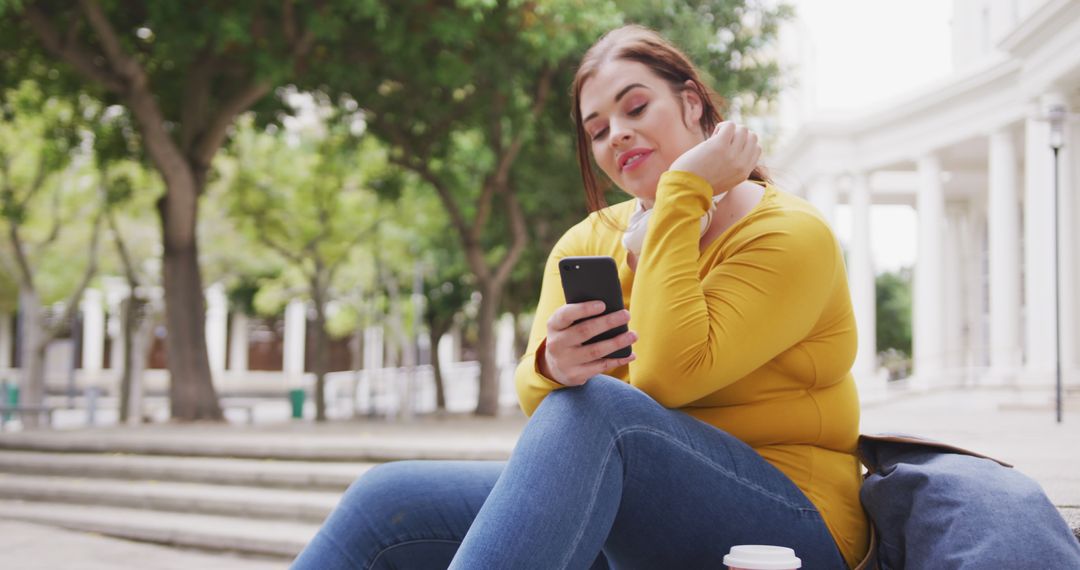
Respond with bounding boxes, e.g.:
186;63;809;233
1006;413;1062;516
293;25;868;569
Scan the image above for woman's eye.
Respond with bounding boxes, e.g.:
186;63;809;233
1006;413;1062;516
591;127;608;141
628;103;647;116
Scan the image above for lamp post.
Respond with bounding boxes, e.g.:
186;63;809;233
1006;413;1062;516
1046;101;1066;424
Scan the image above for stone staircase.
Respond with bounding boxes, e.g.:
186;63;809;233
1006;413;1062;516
0;425;1075;564
0;449;378;560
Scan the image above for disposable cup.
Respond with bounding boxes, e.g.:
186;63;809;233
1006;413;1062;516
723;544;802;570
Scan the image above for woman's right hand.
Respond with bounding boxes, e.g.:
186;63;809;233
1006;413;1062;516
539;301;637;386
668;121;761;194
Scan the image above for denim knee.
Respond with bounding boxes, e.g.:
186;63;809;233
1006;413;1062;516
336;461;419;522
535;375;659;430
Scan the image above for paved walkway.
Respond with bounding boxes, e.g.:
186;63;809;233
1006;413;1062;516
0;520;283;570
0;385;1076;567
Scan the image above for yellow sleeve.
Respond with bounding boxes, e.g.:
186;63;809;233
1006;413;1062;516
628;170;839;408
514;225;581;416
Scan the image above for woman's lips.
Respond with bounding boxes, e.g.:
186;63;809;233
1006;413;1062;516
621;150;652;172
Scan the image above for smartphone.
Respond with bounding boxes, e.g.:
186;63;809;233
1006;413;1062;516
558;256;632;359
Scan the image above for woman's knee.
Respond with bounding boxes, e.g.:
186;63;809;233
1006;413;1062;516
336;461;425;519
536;375;660;426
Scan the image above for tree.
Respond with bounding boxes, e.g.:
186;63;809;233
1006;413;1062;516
0;81;103;427
224;114;382;422
306;0;622;415
876;268;913;357
1;1;372;420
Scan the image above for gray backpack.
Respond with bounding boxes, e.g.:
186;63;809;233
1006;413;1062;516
854;433;1080;569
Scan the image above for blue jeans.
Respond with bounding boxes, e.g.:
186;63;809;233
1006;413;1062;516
292;376;847;569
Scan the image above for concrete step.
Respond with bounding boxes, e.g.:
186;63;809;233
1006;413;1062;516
0;500;317;558
0;473;340;523
0;429;515;462
0;450;371;491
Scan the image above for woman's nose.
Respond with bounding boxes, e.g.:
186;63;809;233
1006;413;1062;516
609;122;632;148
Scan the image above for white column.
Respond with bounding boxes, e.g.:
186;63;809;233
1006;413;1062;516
81;288;105;377
1023;106;1057;386
942;206;966;383
437;331;455;368
228;312;249;375
1066;104;1080;385
988;129;1023;384
205;283;228;377
808;175;838;229
914;155;945;387
0;312;11;371
363;326;383;370
848;172;879;395
283;300;307;387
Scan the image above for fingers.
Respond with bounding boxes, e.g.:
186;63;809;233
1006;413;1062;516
548;301;606;331
712;121;735;143
572;328;636;361
577;352;637;380
571;309;630;344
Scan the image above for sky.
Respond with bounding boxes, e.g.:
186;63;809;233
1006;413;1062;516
785;0;955;273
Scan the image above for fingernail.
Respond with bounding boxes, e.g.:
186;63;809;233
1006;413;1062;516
594;301;606;311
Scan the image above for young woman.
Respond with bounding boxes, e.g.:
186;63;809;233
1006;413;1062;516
292;25;868;569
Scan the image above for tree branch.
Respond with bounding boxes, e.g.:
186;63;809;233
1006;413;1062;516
44;209;104;343
191;81;272;170
6;222;35;291
77;0;147;89
492;186;528;289
32;184;63;256
23;6;127;93
107;209;139;288
178;49;220;153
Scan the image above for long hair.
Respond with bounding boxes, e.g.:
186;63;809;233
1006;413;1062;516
570;25;768;220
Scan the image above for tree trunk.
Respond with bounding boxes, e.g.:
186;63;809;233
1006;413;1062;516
159;197;222;421
474;282;501;416
17;288;45;429
429;324;448;412
118;296;135;424
512;310;529;362
312;279;329;423
118;294;151;424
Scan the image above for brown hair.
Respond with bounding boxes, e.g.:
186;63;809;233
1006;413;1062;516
571;25;768;219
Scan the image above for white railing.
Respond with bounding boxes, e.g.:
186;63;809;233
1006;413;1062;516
322;360;520;419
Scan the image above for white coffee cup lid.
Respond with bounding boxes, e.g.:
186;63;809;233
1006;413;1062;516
723;545;802;569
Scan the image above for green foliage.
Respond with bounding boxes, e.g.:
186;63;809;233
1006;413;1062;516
0;80;101;304
876;268;913;357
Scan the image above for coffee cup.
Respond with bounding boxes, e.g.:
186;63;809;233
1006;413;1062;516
723;544;801;570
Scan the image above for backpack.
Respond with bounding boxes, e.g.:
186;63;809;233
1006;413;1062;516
853;433;1080;569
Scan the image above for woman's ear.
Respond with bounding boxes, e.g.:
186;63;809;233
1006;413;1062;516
681;80;704;127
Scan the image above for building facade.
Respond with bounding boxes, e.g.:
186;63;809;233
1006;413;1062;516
775;0;1080;397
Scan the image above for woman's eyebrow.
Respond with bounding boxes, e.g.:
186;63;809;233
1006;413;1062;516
583;83;650;123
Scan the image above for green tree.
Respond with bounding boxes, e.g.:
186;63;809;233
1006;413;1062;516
0;81;103;427
223;115;382;422
307;0;622;415
1;0;379;420
876;268;913;357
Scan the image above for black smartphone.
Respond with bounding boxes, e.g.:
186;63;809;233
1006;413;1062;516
558;256;631;359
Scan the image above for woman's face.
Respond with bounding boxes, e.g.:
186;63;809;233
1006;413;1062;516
579;59;705;203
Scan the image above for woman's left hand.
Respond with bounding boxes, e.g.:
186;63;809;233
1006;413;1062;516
667;122;761;194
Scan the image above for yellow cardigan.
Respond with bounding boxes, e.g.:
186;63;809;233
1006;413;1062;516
515;170;869;568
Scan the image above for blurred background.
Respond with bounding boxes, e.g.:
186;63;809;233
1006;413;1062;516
0;0;1076;425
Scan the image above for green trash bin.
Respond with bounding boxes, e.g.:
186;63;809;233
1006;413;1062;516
288;388;305;419
3;384;17;423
